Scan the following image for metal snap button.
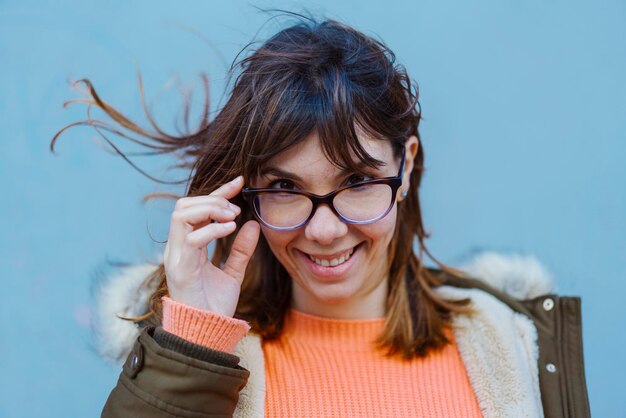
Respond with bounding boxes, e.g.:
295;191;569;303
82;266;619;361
131;354;139;369
127;343;144;379
546;363;557;373
543;298;555;311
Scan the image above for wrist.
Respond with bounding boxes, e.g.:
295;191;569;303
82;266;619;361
161;296;250;353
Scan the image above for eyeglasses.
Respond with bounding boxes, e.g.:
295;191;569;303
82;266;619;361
242;148;406;231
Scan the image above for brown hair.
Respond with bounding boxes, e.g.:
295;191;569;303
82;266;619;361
52;12;471;359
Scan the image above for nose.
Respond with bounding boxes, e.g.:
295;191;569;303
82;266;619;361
304;204;348;245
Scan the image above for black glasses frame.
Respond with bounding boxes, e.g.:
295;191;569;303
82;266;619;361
242;148;406;231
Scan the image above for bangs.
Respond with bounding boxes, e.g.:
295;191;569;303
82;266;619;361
241;69;398;180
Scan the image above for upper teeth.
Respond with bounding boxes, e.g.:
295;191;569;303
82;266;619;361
308;248;355;267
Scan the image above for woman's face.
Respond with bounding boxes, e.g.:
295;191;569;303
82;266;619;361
252;130;417;317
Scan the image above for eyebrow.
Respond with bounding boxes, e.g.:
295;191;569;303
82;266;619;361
259;161;386;182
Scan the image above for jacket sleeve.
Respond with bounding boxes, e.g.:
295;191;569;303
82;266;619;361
101;326;250;418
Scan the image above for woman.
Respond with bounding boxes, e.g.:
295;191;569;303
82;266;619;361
54;13;589;418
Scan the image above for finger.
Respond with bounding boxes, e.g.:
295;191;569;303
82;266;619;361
178;221;237;268
174;195;240;213
222;220;261;284
208;176;245;200
167;176;244;262
176;204;239;227
167;204;238;263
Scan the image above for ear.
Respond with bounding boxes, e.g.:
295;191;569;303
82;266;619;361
398;135;419;202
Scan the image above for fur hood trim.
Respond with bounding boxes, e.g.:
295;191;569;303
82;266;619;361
91;251;555;366
92;262;160;365
459;251;555;299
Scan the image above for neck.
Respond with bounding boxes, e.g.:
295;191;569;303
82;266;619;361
290;276;388;319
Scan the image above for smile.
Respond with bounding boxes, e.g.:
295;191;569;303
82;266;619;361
307;247;355;267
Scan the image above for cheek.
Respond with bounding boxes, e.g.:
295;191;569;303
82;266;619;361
364;207;398;243
261;228;296;262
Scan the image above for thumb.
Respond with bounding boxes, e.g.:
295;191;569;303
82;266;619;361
222;220;261;284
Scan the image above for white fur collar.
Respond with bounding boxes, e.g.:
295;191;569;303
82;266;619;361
436;285;544;418
91;251;554;417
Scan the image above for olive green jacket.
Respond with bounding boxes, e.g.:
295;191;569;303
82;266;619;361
97;253;590;418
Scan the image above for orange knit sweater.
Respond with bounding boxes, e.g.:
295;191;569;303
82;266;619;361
162;296;483;417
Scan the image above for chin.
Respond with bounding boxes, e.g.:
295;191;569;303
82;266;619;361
302;278;363;304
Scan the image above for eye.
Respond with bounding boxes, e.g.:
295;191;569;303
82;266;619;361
268;179;298;190
346;173;373;185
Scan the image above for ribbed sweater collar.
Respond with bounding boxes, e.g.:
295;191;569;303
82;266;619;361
281;309;386;349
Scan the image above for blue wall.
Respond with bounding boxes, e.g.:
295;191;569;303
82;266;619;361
1;0;624;416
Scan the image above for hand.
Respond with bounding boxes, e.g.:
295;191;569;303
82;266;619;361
163;176;261;317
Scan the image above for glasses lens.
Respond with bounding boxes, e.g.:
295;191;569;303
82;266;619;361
254;192;313;229
334;183;393;223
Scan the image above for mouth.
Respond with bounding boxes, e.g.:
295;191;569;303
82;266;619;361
306;247;356;267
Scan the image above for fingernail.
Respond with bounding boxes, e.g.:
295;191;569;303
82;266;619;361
230;176;243;185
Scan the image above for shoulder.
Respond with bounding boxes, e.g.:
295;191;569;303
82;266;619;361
432;250;556;329
432;251;557;319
